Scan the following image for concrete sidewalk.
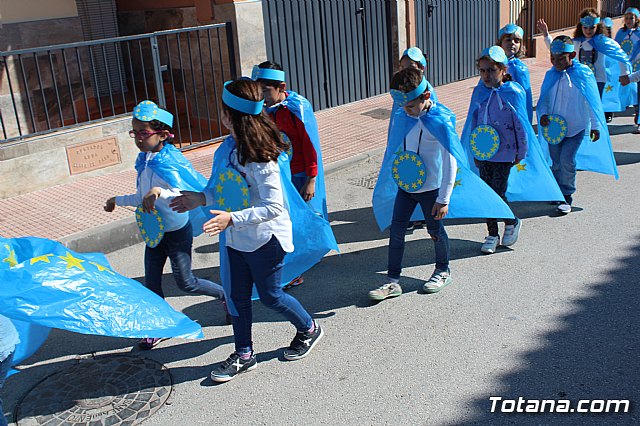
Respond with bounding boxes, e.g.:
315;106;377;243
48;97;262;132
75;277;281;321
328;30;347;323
0;60;550;253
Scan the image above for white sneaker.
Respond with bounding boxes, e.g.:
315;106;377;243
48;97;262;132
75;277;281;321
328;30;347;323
557;203;572;214
481;235;500;254
502;218;521;246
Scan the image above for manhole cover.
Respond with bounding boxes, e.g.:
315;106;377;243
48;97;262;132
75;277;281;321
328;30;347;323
16;355;172;426
361;108;391;120
348;171;379;189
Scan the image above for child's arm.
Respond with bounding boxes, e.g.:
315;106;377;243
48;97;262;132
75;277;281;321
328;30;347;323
290;113;319;201
512;110;529;163
537;19;552;49
435;146;457;219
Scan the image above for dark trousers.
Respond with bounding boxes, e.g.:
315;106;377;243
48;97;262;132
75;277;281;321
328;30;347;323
144;222;225;299
228;235;313;353
0;351;13;426
477;161;517;236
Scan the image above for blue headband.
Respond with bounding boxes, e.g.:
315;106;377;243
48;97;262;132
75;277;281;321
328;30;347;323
603;17;614;28
498;23;524;39
222;81;264;115
480;46;508;65
402;47;427;67
251;65;286;82
626;7;640;18
580;16;601;27
390;77;429;107
133;100;173;127
550;39;575;54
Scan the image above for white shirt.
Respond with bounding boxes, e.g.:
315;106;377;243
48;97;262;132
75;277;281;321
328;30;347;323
537;70;600;137
204;152;293;253
403;105;457;205
0;314;20;361
116;152;188;232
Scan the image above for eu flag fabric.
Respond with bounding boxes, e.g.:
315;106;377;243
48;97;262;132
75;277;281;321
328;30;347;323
537;62;620;179
460;81;564;202
197;137;338;315
1;236;204;370
373;101;514;232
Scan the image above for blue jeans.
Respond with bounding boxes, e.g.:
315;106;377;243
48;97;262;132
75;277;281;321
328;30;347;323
548;130;585;197
291;172;307;193
0;351;13;426
388;188;450;280
227;235;313;353
144;222;225;299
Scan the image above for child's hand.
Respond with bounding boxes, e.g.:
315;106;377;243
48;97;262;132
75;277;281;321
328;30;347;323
169;191;205;213
536;19;549;36
301;176;316;201
540;115;550;127
590;130;600;142
142;187;162;213
104;197;116;212
619;75;631;86
203;210;233;236
432;202;448;220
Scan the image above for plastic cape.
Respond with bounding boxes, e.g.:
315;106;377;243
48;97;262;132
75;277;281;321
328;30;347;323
601;56;624;112
201;137;338;315
134;142;209;235
275;91;328;219
615;28;639;107
372;102;515;232
536;62;620;179
389;80;438;137
507;57;534;123
460;81;564;202
0;236;204;372
574;34;631;69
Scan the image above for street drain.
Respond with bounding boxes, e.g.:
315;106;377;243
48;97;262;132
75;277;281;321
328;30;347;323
16;355;172;425
361;108;391;120
348;172;379;189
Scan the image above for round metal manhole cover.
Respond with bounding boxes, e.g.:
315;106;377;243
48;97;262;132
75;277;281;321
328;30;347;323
16;355;172;426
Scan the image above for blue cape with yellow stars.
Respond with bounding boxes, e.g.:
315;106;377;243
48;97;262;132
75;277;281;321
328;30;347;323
537;61;620;179
197;136;338;315
268;91;329;220
507;57;534;122
372;101;514;231
0;236;203;374
614;28;639;108
460;81;564;202
601;56;624;113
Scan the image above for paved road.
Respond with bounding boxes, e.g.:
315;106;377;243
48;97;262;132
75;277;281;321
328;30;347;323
5;116;640;425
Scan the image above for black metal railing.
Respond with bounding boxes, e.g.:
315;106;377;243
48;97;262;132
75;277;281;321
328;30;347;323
0;23;237;148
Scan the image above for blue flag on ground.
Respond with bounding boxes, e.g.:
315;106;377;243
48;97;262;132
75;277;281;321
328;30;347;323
0;236;203;372
196;137;338;315
460;81;564;202
373;101;514;232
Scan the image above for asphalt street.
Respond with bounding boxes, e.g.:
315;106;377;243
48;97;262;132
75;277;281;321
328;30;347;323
4;115;640;425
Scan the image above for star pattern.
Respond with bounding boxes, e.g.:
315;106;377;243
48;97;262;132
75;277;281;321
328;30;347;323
470;125;500;160
392;150;427;192
3;244;17;268
516;162;527;172
542;115;567;145
58;251;85;271
30;254;54;265
214;167;250;213
136;207;164;248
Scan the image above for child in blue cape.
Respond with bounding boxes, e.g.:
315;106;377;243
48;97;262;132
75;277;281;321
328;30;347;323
170;79;326;382
0;314;18;426
615;8;640;130
105;101;227;349
497;24;534;123
252;61;331;290
537;36;620;214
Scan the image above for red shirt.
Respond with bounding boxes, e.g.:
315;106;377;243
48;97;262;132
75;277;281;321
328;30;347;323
271;104;318;177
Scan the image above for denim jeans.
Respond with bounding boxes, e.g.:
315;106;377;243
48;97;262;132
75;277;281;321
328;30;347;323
477;161;517;236
291;172;307;193
0;351;13;426
227;235;313;353
388;188;450;280
548;129;585;197
144;222;225;299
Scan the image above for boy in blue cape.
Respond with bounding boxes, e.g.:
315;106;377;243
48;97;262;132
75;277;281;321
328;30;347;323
106;100;228;347
537;36;619;215
461;46;564;253
369;68;513;301
497;24;534;123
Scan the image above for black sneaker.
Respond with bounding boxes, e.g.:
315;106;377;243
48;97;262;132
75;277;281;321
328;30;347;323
283;321;324;361
210;352;257;383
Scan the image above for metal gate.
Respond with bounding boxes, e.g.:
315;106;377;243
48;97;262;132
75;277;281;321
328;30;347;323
415;0;500;87
263;0;393;111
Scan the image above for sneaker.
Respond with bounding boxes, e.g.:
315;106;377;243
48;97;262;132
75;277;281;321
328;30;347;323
368;282;402;301
405;220;425;234
283;321;324;361
605;112;613;123
502;218;521;247
481;235;500;254
137;338;163;350
210;352;258;383
283;275;304;290
423;269;452;294
557;203;572;214
221;300;233;325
